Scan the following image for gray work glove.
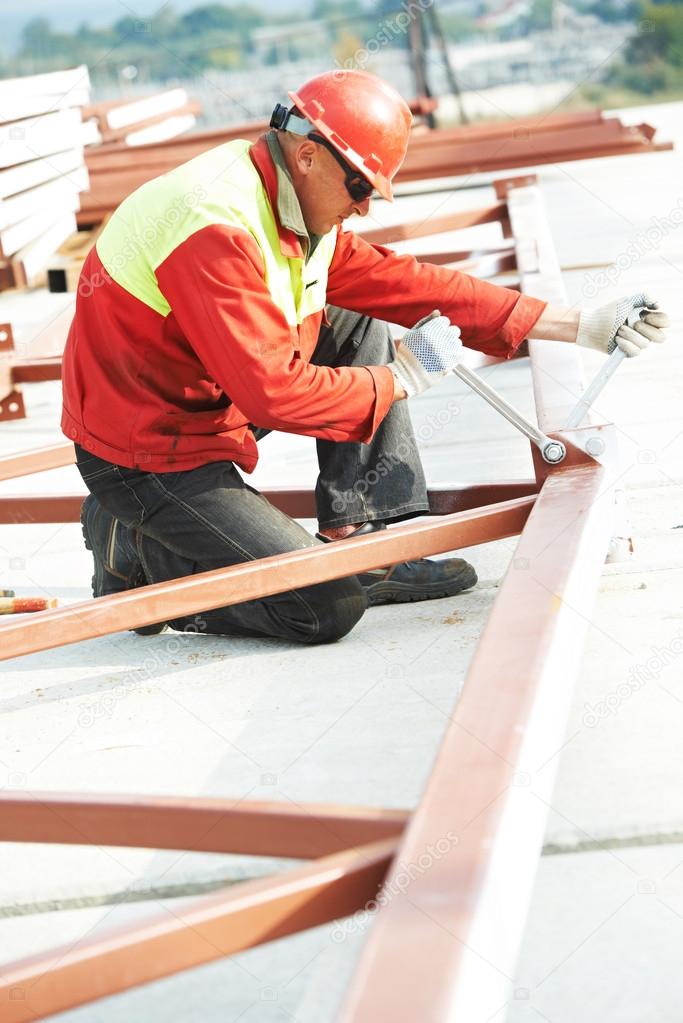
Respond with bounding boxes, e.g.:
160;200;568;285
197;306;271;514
391;310;464;398
577;293;670;357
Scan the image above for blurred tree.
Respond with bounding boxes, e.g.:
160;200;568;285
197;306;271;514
313;0;363;16
205;45;243;68
181;4;264;37
630;3;683;65
75;21;115;48
602;1;683;95
573;0;639;19
20;18;57;59
373;0;401;15
112;16;144;42
19;17;83;63
150;6;180;38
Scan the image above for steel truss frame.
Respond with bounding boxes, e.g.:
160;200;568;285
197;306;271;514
0;303;71;423
0;176;617;1021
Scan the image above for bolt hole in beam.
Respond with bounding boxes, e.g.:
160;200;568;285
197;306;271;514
0;392;25;421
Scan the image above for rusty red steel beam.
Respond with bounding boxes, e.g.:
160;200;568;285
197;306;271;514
0;481;539;524
405;114;637;149
81;112;661;177
0;442;75;481
0;322;13;354
396;136;671;185
10;357;62;383
77;117;669;226
0;837;397;1023
0;496;535;661
414;242;515;265
426;480;538;513
0;358;11;403
85;95;437;159
396;137;672;183
340;439;617;1022
0;790;407;858
426;108;603;142
0;494;85;523
396;121;671;181
415;250;517;277
359;203;509;246
83;108;598;173
341;177;619;1018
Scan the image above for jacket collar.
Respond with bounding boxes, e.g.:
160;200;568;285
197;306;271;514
249;134;305;260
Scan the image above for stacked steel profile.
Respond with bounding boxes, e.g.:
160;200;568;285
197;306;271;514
80;106;671;227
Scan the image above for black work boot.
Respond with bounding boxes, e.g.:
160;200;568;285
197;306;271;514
317;521;478;606
80;494;167;635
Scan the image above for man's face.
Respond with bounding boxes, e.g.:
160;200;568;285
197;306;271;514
287;139;372;235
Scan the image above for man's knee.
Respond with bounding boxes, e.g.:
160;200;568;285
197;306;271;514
308;578;367;644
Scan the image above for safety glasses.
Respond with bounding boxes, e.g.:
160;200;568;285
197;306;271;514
308;132;375;203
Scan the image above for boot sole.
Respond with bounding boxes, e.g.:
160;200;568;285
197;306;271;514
364;566;478;606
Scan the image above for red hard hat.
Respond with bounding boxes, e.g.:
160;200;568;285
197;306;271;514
288;70;412;202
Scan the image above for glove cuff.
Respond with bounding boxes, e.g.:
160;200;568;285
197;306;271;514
576;306;613;354
577;296;651;355
390;346;432;399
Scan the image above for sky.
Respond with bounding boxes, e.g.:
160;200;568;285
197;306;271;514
0;0;311;55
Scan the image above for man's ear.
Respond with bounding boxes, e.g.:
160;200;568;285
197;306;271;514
294;140;317;176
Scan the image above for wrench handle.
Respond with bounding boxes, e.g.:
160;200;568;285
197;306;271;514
452;364;559;453
563;347;625;429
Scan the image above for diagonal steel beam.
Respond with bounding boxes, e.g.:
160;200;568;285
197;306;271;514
0;495;534;661
0;837;397;1023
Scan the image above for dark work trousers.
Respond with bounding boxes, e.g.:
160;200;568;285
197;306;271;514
75;306;431;645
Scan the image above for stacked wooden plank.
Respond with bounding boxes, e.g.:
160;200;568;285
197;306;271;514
47;216;109;293
79;107;671;228
0;66;95;290
82;88;201;148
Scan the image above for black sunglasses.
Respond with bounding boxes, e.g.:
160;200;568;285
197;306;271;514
308;132;374;203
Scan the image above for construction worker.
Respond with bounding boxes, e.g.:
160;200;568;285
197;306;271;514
62;70;669;644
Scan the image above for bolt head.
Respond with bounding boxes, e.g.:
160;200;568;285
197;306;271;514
543;442;566;464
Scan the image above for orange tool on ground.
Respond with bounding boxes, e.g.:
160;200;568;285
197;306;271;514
0;596;57;614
